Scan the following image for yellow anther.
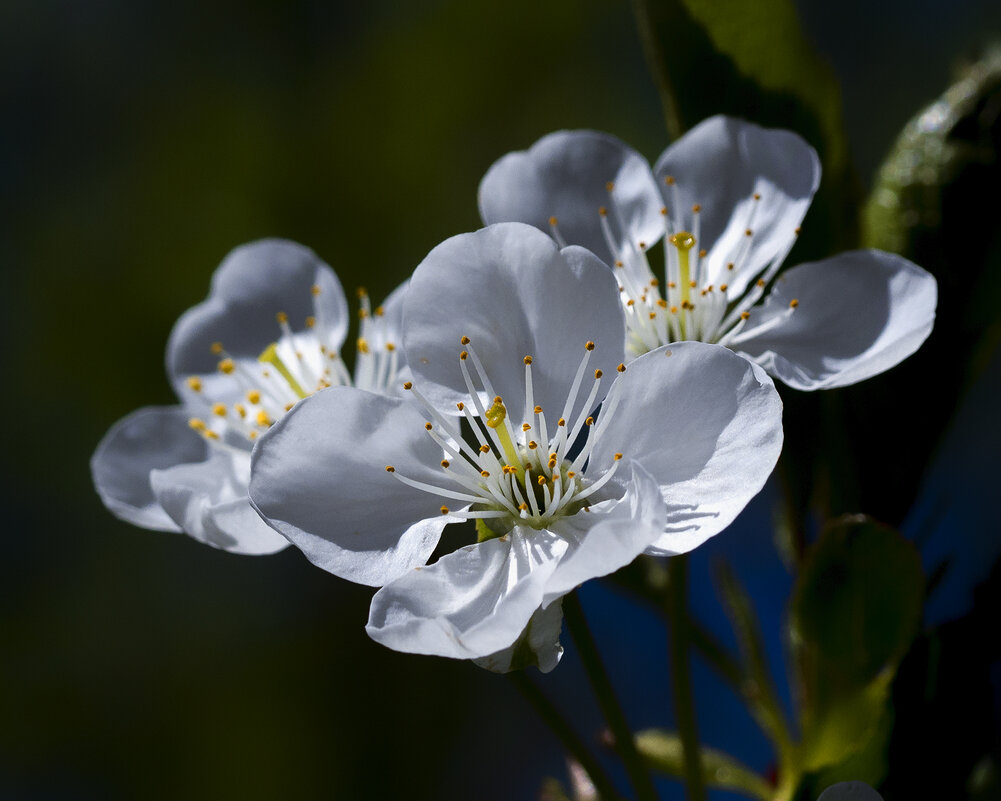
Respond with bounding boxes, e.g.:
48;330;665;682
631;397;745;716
425;422;433;430
669;231;696;251
186;376;203;392
557;418;566;427
248;431;258;440
740;311;750;320
660;207;667;216
567;471;576;478
456;401;464;410
441;459;450;468
753;192;761;201
614;452;623;461
615;260;624;268
212;403;226;417
692;204;701;213
605;181;615;192
626;299;635;307
218;358;235;374
745;228;753;237
650;278;660;287
585;416;594;426
519;503;528;511
460;336;470;345
358;308;369;320
523;355;533;365
789;298;800;308
205;430;219;440
256;410;272;426
522;423;531;431
305;316;316;328
479;444;490;453
657;299;668;309
698;249;707;258
538;475;547;486
585;341;595;351
403;382;413;390
617;363;626;372
188;418;207;431
440;506;449;515
357;338;370;354
528;441;538;449
533;405;543;415
386;342;396;352
276;311;288;324
357;287;368;298
210;342;223;355
375;306;385;317
757;279;766;288
727;263;735;271
594;369;603;379
485;397;507;429
649;312;657;320
549;216;558;226
235;404;247;418
795;226;802;235
480;470;490;478
284;402;294;412
460;350;468;361
385;465;395;472
638;241;647;250
599;207;608;217
664;175;675;185
720;284;728;292
670;305;679;313
311;284;321;296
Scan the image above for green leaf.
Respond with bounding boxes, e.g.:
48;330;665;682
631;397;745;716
790;516;924;771
635;728;773;800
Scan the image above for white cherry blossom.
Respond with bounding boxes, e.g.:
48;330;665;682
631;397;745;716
250;224;783;669
479;115;937;390
91;239;406;554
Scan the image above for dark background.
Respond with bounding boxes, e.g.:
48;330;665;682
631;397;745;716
3;1;1000;799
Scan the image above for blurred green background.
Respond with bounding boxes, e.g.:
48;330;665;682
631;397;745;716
3;1;1000;799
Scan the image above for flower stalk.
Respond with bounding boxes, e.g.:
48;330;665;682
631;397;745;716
666;555;706;801
563;592;660;801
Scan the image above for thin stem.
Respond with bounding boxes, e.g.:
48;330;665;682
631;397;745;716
563;592;660;801
507;672;622;801
629;0;684;140
665;555;706;801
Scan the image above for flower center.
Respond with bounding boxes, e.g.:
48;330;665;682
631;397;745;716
385;338;626;537
185;285;400;451
551;179;801;356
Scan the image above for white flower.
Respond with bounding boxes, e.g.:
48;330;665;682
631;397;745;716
479;115;937;390
249;223;783;670
91;239;407;554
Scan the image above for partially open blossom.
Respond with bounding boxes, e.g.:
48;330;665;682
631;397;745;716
250;223;783;670
479;115;937;390
91;239;406;554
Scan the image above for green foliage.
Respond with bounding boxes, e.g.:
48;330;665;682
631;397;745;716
789;516;924;775
635;728;774;800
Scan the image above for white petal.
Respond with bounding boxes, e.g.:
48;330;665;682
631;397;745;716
249;387;449;586
150;450;288;555
473;599;565;674
653;116;820;296
366;529;568;662
478;130;664;264
167;239;348;397
543;461;667;600
403;223;624;420
736;250;937;390
91;405;207;533
589;342;783;553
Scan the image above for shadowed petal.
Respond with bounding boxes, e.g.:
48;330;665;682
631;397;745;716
403;223;624;421
654;116;820;296
150;451;288;555
167;239;349;397
589;342;783;553
249;387;449;586
91;405;207;533
479;130;664;265
366;529;567;661
736;250;937;390
473;599;565;674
